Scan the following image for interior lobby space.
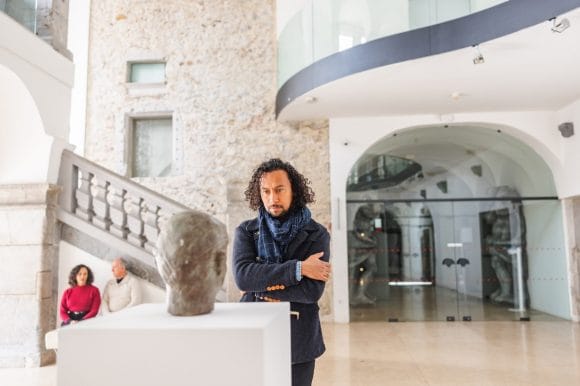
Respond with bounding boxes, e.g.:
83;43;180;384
2;320;579;386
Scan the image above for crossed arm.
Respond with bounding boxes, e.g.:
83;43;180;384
233;226;331;304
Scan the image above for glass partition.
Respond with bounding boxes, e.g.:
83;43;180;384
278;0;508;86
346;124;569;322
0;0;38;33
348;199;570;322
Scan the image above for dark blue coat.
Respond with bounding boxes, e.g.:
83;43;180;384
233;216;330;364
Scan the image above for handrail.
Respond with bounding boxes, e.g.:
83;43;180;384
57;149;189;266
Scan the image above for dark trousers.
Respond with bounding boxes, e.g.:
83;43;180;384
292;360;315;386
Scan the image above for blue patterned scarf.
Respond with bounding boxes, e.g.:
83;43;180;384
257;206;312;264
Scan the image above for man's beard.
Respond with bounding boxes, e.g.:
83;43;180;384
267;205;288;217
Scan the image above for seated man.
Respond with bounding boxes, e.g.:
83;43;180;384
101;257;142;314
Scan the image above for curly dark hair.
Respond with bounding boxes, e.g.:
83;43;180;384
68;264;95;287
245;158;315;211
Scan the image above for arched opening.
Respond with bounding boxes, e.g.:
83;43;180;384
0;64;52;184
345;124;570;321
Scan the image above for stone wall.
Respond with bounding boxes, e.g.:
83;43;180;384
0;184;60;367
83;1;332;316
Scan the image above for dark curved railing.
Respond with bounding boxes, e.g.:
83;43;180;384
276;0;580;117
347;155;422;192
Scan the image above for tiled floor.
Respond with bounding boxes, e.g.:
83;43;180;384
314;321;580;385
2;321;580;385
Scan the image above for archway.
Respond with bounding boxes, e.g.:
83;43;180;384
0;64;52;184
345;124;570;322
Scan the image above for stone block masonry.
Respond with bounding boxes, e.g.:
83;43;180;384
0;184;60;367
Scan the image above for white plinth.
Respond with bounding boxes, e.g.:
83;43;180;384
57;302;291;386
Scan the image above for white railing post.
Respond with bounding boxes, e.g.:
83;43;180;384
92;177;110;230
143;205;160;253
126;195;145;248
109;187;128;239
75;168;93;222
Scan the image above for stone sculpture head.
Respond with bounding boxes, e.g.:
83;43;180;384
155;211;228;316
354;204;375;234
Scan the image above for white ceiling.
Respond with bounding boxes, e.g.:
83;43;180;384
278;8;580;122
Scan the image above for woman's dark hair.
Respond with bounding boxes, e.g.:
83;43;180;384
68;264;94;287
244;158;315;211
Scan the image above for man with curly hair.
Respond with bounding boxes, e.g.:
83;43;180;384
233;158;331;386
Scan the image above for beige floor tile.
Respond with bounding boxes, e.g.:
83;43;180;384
2;321;580;386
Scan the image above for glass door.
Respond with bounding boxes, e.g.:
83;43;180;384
348;201;466;321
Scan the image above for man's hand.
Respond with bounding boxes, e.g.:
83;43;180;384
301;252;331;282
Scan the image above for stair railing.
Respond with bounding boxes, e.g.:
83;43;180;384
57;149;189;267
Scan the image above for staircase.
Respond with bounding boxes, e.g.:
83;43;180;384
57;150;189;284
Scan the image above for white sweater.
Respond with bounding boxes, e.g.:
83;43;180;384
101;273;142;314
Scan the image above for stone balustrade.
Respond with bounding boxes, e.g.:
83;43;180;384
57;149;189;267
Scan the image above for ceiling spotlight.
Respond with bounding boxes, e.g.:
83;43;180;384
472;45;484;65
551;17;570;33
305;96;317;103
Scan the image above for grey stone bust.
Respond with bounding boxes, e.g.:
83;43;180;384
155;211;228;316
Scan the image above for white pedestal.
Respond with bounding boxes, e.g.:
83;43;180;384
57;302;291;386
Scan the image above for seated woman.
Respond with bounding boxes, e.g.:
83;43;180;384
60;264;101;326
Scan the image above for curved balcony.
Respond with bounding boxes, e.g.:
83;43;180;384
276;0;580;119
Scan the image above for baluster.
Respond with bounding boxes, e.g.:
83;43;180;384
75;169;94;221
143;204;161;253
92;176;110;230
126;195;145;248
109;187;128;239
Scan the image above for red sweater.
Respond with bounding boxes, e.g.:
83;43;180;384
60;285;101;322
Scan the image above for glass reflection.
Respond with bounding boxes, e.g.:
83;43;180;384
346;126;568;322
348;204;379;305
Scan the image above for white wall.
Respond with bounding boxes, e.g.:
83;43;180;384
556;99;580;198
0;11;73;184
58;241;165;324
0;66;53;184
329;109;580;322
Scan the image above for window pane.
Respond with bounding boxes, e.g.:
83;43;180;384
132;118;172;177
3;0;37;32
129;62;166;83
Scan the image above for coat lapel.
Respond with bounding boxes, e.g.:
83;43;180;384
285;220;315;260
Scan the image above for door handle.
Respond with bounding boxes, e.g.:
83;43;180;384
442;258;455;267
456;258;470;267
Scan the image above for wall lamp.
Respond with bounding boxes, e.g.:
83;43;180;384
470;164;483;177
550;17;570;33
436;180;448;194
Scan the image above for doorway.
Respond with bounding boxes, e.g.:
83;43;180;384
342;125;571;322
347;198;569;322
